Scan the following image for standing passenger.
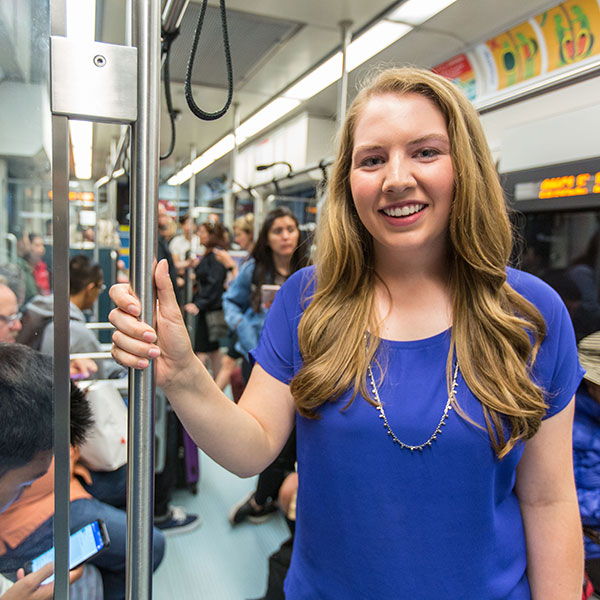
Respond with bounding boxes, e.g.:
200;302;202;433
183;221;230;380
109;68;584;599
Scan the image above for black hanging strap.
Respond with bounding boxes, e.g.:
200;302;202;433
184;0;233;121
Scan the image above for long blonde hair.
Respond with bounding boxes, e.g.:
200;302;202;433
290;67;547;458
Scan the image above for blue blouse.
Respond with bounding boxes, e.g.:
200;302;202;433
251;266;583;600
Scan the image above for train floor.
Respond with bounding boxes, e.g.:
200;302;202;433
153;451;290;599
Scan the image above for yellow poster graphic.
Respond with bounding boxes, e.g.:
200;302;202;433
535;0;600;71
485;32;521;90
507;21;542;80
484;20;542;90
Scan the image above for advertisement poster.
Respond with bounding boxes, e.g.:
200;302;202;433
535;0;600;71
432;54;477;100
483;20;542;90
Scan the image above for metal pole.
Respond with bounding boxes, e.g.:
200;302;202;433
337;20;352;129
253;189;265;241
223;103;239;231
185;147;197;334
50;2;71;598
108;138;119;234
162;0;191;34
127;0;160;598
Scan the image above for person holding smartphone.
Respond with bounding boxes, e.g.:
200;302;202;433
0;344;165;600
0;344;92;598
221;207;308;526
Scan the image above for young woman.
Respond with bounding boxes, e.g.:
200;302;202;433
221;207;307;524
110;68;583;599
183;220;229;379
222;206;307;374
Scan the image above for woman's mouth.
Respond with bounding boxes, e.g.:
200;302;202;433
381;204;426;218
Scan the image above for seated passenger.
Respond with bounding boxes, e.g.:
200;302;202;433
0;284;22;344
0;343;89;598
0;344;165;600
26;255;123;379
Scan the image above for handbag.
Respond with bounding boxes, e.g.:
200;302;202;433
205;309;229;342
79;380;128;472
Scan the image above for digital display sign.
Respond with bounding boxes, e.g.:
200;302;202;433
539;171;600;199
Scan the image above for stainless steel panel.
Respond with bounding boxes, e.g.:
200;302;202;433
50;37;138;123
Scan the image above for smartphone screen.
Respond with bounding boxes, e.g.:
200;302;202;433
28;520;109;584
260;284;281;310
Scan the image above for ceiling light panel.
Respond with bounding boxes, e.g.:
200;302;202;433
346;21;412;71
387;0;457;26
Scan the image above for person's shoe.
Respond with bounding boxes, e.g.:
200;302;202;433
155;505;201;535
228;492;278;526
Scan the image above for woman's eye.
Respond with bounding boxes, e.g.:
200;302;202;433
360;156;383;167
417;148;439;159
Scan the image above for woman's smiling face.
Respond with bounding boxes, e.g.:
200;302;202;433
349;92;455;267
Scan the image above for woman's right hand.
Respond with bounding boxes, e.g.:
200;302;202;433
109;259;196;390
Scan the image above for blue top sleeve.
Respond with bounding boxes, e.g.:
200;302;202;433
507;268;585;419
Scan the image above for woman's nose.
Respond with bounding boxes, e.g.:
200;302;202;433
382;155;416;194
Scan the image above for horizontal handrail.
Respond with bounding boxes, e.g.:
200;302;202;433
85;322;115;330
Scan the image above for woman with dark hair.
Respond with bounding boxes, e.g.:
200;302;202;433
221;207;308;525
110;68;583;598
222;206;308;378
184;220;230;379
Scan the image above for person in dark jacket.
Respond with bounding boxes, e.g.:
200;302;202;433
184;221;229;379
575;332;600;591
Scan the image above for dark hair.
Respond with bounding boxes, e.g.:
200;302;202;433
70;255;103;295
249;206;309;312
179;213;191;226
0;344;93;478
200;220;228;250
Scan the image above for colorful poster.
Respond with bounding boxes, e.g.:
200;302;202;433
506;21;543;80
432;54;477;100
484;32;522;90
535;0;600;71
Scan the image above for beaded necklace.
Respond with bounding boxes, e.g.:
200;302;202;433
367;359;459;452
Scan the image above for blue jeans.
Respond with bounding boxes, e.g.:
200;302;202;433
0;498;165;600
82;465;128;509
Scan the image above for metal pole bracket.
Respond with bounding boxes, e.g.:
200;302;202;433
50;36;138;124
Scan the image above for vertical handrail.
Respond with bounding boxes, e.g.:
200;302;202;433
50;0;71;598
51;114;72;600
185;148;196;335
337;20;352;129
223;103;239;230
127;0;160;598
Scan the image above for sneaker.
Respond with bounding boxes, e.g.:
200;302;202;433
155;505;201;535
228;492;278;526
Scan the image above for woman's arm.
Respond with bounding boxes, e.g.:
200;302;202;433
514;398;583;600
109;259;295;476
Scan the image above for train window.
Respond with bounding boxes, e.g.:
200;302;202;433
513;209;600;341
